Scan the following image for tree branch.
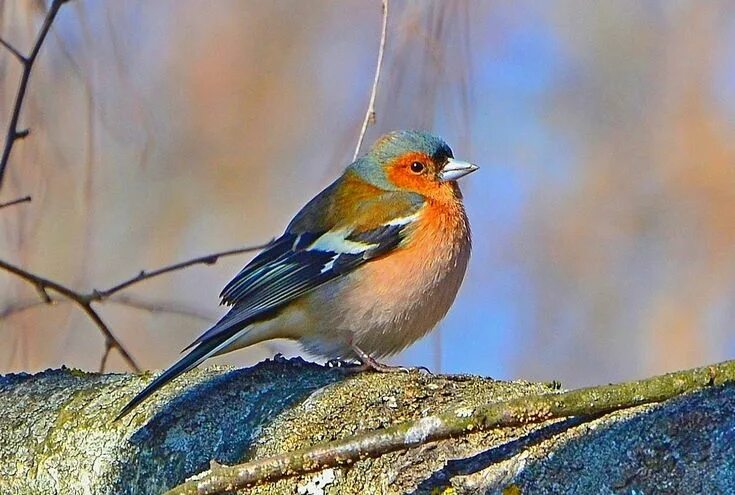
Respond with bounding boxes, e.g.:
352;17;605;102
92;241;272;299
0;195;31;210
99;340;114;372
165;359;735;494
0;258;140;372
353;0;389;161
0;241;269;371
0;37;27;64
0;0;70;191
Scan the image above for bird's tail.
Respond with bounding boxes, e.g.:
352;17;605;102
113;329;235;421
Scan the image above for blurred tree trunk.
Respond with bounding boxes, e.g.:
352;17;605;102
2;358;734;494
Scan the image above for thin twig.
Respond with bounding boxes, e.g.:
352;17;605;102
0;0;70;190
92;241;273;299
0;0;269;372
353;0;389;161
0;259;140;372
0;37;27;63
99;340;114;373
165;359;735;494
0;241;269;371
79;301;140;371
0;195;31;210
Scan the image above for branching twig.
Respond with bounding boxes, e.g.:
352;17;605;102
0;195;31;210
0;37;26;64
0;242;269;371
0;259;140;372
0;0;70;191
165;359;735;494
0;0;270;373
92;242;272;299
353;0;389;161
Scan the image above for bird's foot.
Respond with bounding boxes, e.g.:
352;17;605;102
350;344;432;374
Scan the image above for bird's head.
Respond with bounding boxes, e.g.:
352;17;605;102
351;130;478;201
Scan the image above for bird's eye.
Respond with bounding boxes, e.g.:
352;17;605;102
410;162;425;174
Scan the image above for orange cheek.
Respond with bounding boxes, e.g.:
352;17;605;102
386;152;435;194
386;152;457;203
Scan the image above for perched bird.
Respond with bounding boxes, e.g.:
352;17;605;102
116;130;478;419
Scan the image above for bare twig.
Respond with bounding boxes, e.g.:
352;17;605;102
0;195;31;210
0;241;269;371
165;359;735;494
0;37;27;64
0;259;140;372
0;0;270;372
92;241;273;299
353;0;389;161
0;0;70;191
99;340;114;373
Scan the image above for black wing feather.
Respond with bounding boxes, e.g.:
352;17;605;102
184;223;406;351
219;235;298;304
349;223;404;258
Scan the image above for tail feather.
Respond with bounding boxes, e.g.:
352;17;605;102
114;329;237;421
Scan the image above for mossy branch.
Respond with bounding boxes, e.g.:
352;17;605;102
166;359;735;495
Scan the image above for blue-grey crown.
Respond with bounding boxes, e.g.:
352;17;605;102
369;130;453;163
350;130;454;190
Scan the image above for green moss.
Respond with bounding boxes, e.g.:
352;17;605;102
67;368;92;378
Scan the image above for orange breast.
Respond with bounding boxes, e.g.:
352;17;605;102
342;199;471;355
372;199;467;277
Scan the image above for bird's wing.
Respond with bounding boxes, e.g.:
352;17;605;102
114;188;424;420
117;177;424;419
194;190;425;347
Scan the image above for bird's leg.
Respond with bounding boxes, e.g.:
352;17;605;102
350;343;424;373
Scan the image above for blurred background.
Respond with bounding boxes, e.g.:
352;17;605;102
1;1;734;388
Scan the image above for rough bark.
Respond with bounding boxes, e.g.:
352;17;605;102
1;357;733;494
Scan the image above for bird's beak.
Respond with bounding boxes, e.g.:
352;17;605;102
438;158;479;182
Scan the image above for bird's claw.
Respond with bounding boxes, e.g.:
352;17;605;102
358;361;433;375
345;343;433;374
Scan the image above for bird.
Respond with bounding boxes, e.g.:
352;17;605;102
115;130;478;420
